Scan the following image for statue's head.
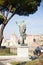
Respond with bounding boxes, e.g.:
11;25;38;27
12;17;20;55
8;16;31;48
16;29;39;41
22;20;24;23
21;21;25;25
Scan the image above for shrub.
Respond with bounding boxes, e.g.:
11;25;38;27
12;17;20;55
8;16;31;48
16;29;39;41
39;54;43;65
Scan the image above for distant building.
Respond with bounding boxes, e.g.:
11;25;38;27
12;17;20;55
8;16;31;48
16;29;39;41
1;34;43;48
26;34;43;47
1;33;18;47
1;39;10;47
9;34;18;46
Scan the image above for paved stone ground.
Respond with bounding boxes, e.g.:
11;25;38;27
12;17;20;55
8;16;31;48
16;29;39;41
0;56;31;65
0;60;12;65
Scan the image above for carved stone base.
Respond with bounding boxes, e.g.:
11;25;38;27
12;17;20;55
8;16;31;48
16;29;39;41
17;46;28;57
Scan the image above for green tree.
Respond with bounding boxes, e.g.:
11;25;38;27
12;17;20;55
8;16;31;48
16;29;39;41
0;0;42;46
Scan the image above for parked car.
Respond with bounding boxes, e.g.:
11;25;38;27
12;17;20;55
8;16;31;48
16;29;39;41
33;46;41;56
29;55;38;60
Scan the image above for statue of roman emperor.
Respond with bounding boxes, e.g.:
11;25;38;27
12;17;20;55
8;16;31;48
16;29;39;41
16;21;26;45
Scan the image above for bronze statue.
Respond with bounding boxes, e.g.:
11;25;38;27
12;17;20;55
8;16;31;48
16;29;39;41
16;21;26;45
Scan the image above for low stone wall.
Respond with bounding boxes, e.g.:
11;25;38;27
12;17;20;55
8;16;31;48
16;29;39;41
0;48;10;54
9;46;35;56
10;47;17;55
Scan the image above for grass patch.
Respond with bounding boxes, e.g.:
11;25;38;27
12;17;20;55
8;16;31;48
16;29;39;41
0;48;17;56
26;60;39;65
0;52;16;56
10;54;43;65
11;60;40;65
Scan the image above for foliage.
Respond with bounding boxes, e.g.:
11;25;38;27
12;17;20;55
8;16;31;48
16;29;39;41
0;0;41;15
0;15;4;24
0;0;42;25
11;60;39;65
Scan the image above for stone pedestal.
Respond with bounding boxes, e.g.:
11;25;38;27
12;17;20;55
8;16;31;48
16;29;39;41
17;46;28;57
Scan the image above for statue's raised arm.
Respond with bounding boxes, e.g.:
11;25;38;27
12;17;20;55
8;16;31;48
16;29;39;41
16;21;19;27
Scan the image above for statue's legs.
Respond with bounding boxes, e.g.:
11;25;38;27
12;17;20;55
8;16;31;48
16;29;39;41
22;38;24;44
21;33;26;45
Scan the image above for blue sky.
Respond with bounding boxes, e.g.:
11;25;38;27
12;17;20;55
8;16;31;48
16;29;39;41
4;1;43;39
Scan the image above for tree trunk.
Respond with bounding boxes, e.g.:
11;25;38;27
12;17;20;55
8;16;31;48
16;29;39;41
0;9;16;46
0;24;5;46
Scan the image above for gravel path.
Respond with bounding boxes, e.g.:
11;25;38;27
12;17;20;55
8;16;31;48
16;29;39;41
0;55;31;61
0;62;5;65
